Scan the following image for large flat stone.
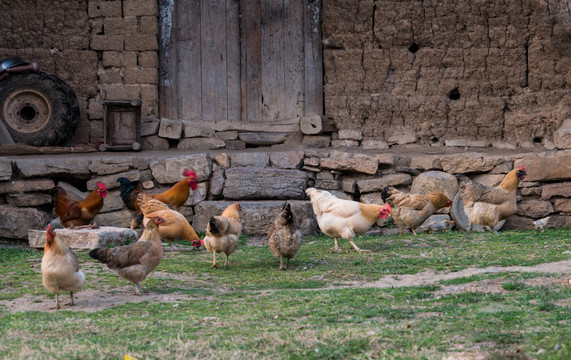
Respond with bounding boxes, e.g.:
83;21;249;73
541;182;571;199
514;151;571;181
440;153;505;173
150;154;211;183
231;152;270;167
0;157;11;180
223;167;308;200
357;173;412;193
238;132;287;145
0;205;50;239
88;158;132;175
0;179;54;194
554;119;571;149
28;226;138;249
320;154;378;175
15;158;91;178
410;171;458;200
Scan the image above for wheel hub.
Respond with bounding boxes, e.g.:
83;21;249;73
2;89;52;133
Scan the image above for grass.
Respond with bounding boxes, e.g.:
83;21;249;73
0;228;569;359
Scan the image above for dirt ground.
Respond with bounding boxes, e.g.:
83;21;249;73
1;259;569;313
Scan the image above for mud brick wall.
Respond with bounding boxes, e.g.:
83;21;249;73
0;0;159;145
1;0;569;149
322;0;571;145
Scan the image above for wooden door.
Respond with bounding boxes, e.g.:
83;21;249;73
159;0;322;132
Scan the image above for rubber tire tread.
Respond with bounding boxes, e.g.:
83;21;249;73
0;71;79;146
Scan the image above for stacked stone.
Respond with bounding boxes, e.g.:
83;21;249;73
0;149;569;240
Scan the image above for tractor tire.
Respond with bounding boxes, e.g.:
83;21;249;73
0;71;79;146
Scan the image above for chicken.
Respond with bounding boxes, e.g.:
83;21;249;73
117;169;198;229
305;188;391;253
137;193;201;248
203;203;242;268
533;216;550;232
381;187;452;236
89;216;166;295
50;182;107;228
268;202;303;270
417;218;456;234
116;177;144;230
455;165;526;233
41;224;86;309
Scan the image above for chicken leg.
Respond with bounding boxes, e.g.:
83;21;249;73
348;239;371;253
210;252;218;268
134;283;143;295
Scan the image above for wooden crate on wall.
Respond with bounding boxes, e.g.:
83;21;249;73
100;99;142;151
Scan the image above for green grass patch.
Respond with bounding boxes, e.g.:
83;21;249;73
0;228;569;359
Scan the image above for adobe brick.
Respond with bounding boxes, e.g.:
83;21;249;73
138;51;158;67
123;0;158;16
103;51;138;67
90;35;124;51
88;1;122;18
104;16;137;35
140;85;158;103
124;34;158;51
138;16;158;35
101;84;141;100
125;68;158;84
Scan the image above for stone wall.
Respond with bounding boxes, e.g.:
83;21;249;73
0;148;569;239
322;0;571;146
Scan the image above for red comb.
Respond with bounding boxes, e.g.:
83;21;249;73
519;165;525;171
183;169;197;178
97;182;107;190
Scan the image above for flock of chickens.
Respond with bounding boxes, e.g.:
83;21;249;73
40;165;527;309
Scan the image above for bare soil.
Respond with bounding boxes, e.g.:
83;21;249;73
2;259;569;314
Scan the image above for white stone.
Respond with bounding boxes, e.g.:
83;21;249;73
28;226;138;249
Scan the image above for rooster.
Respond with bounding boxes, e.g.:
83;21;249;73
305;188;391;253
137;193;202;249
456;165;526;233
89;216;166;295
41;224;86;309
381;187;452;235
50;182;107;228
268;202;303;270
117;169;198;230
203;203;242;268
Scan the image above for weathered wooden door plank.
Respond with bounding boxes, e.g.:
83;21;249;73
176;0;202;120
261;0;285;122
226;0;241;122
283;0;304;120
159;0;177;119
241;0;263;123
303;0;323;116
201;0;229;121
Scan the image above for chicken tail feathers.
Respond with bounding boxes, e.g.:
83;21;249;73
282;202;294;224
50;186;67;204
88;248;107;263
208;217;220;235
117;177;141;211
455;174;471;190
381;186;390;202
